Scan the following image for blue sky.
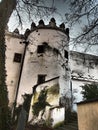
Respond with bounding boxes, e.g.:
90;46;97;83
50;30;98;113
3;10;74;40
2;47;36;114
8;0;98;55
8;1;69;32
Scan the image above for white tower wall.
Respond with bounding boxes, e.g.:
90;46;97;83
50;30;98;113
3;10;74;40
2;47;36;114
17;26;70;106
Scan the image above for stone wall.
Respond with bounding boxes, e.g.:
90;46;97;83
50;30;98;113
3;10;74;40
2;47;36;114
5;25;98;112
28;77;65;126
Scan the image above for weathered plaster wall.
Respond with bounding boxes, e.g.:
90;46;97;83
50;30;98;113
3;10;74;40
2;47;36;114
5;22;98;113
5;31;98;109
17;28;70;105
70;51;98;81
5;32;25;107
70;51;98;110
28;78;65;126
51;107;65;126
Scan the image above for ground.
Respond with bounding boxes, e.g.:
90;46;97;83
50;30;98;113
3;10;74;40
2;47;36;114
25;125;54;130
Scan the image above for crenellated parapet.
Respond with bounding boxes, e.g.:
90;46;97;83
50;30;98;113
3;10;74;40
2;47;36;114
30;18;69;37
11;18;69;39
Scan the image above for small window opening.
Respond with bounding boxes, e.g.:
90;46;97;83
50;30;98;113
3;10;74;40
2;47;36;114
37;74;46;84
64;50;68;59
37;45;45;53
13;53;22;63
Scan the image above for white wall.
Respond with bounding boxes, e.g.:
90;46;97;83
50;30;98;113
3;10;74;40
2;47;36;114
70;51;98;81
17;28;69;105
51;107;65;126
28;77;65;126
5;32;25;107
70;51;98;111
5;31;98;110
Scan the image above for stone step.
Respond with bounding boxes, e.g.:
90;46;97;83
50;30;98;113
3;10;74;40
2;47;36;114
65;124;78;129
63;119;78;130
65;113;78;124
56;126;78;130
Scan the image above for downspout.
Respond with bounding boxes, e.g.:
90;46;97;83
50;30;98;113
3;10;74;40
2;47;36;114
70;80;73;109
12;40;29;119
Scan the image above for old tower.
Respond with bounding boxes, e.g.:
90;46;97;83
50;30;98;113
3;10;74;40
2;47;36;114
17;18;70;102
6;18;70;125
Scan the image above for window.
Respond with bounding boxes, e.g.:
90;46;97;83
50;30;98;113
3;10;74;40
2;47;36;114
64;50;68;59
37;74;46;84
13;53;22;63
37;45;45;53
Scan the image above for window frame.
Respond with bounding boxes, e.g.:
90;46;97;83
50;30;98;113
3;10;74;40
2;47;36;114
37;45;45;53
37;74;46;84
64;50;68;59
13;53;22;63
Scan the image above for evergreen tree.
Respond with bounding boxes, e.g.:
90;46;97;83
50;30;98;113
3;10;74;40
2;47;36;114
81;83;98;100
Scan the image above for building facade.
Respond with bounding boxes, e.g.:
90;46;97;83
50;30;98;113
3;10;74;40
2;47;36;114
6;18;70;125
5;18;98;125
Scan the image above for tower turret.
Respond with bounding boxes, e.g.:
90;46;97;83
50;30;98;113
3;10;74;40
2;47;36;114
17;18;70;126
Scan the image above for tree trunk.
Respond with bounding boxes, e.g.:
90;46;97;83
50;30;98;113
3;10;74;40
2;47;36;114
0;0;16;129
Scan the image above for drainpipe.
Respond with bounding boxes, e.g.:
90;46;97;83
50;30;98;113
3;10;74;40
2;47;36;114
12;40;29;120
70;81;73;109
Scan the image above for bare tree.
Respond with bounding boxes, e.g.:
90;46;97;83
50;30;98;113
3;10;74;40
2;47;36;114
0;1;16;130
0;0;55;129
13;0;56;27
65;0;98;51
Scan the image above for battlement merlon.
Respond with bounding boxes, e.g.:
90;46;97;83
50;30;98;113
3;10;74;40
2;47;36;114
31;18;69;35
25;18;69;39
